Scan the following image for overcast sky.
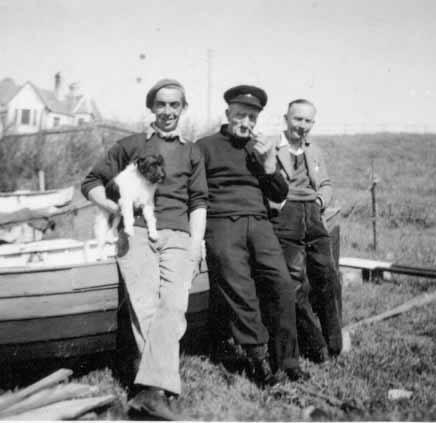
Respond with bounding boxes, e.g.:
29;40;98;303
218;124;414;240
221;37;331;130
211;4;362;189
1;0;435;133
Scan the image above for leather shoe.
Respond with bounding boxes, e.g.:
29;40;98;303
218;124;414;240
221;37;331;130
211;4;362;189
128;388;179;421
312;346;330;364
251;358;280;388
285;367;311;382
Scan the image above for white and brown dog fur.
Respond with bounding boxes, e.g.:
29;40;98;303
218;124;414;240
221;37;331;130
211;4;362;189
94;154;166;259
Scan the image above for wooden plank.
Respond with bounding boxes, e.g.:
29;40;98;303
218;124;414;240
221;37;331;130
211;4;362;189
0;287;118;320
339;257;392;270
187;290;209;314
0;383;97;418
0;310;117;344
0;368;72;412
189;271;209;295
344;290;436;333
0;239;83;256
0;258;116;274
340;257;436;280
186;310;209;330
0;333;117;363
5;394;115;420
0;187;73;214
0;262;118;297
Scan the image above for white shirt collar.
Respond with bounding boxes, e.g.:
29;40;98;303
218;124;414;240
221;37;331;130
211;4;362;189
145;123;186;143
278;131;305;155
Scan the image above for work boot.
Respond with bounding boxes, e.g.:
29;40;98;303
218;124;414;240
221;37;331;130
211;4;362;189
311;346;330;364
128;387;179;421
252;357;280;388
245;345;280;388
285;366;311;382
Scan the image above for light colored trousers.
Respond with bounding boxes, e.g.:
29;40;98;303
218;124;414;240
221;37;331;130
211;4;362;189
117;227;193;395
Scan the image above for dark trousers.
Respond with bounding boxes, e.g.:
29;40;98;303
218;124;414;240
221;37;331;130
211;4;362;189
271;201;342;358
205;216;300;371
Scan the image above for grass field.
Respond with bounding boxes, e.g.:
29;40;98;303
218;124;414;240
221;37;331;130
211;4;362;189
3;132;436;420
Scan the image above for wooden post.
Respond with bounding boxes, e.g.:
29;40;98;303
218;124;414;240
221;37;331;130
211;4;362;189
38;169;45;191
370;160;377;250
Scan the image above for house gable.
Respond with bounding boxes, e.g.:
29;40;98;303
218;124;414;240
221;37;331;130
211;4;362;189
1;75;102;134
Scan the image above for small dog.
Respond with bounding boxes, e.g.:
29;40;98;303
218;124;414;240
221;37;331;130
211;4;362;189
94;154;166;259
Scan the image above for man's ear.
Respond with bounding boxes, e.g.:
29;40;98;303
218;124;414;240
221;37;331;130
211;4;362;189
225;108;230;121
283;114;289;127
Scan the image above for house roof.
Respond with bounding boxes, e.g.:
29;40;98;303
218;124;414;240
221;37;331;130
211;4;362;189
31;83;73;116
0;78;20;105
73;96;103;120
0;77;101;119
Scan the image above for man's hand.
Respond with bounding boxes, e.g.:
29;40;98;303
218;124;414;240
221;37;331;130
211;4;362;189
252;133;277;174
103;198;121;215
188;241;203;280
88;186;121;215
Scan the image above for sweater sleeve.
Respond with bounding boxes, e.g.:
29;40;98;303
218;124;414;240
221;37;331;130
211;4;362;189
188;143;208;212
81;140;130;200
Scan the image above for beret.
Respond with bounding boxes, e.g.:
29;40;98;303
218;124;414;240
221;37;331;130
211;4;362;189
224;85;268;110
146;78;186;109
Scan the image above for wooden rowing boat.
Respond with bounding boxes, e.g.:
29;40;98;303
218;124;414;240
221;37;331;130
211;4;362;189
0;187;74;214
0;238;209;363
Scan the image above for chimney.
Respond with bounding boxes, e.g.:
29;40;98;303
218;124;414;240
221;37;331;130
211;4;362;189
68;82;79;98
54;72;62;99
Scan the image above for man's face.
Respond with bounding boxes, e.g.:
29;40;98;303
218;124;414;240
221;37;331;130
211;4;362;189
284;103;316;142
226;103;260;138
151;87;185;133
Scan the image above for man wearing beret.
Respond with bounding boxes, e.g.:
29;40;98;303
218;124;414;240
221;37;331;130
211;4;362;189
197;85;309;387
82;78;208;420
269;99;342;362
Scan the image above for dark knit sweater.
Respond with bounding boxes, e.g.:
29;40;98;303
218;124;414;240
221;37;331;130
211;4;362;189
197;125;288;218
81;132;208;233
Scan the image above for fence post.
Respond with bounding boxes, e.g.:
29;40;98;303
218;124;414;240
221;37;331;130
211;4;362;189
38;170;45;192
370;160;377;250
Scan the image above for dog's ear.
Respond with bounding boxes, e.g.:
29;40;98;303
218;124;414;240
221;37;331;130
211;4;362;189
135;156;149;168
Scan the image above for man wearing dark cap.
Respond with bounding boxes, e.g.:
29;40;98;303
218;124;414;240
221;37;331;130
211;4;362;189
197;85;309;387
82;79;208;420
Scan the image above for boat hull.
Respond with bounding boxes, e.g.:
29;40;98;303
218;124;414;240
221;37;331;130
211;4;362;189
0;244;210;363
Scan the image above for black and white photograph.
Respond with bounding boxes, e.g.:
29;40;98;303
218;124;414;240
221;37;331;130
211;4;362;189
0;0;435;420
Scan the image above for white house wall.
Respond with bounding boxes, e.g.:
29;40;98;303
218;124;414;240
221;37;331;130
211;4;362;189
7;84;46;133
74;113;93;125
47;112;74;128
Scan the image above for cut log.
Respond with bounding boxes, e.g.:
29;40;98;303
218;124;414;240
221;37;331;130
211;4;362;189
0;368;72;412
3;394;115;420
344;290;436;333
0;383;97;417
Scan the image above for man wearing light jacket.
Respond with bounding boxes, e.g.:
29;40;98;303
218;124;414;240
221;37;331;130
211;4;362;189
269;99;342;362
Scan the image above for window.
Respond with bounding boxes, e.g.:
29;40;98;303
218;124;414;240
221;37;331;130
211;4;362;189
33;110;38;126
21;109;31;125
53;117;60;127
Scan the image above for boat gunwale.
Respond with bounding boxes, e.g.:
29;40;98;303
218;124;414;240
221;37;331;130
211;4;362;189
0;259;117;274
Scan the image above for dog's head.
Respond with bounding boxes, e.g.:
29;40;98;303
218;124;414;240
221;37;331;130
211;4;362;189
135;154;166;184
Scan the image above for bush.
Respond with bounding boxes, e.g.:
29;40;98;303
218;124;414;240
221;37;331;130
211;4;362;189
0;125;133;191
